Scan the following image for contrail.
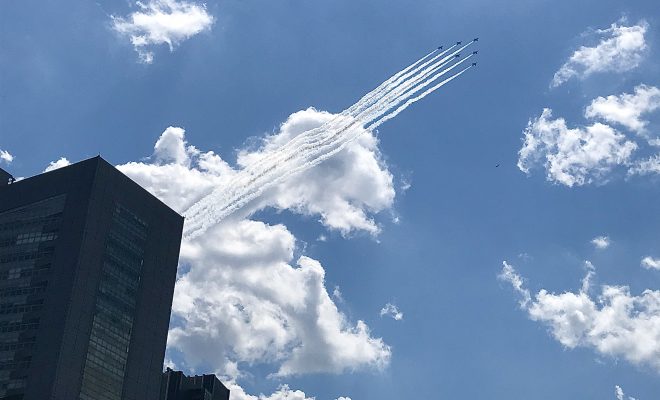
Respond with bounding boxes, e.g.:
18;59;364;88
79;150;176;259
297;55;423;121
183;40;478;238
183;52;473;237
369;59;475;131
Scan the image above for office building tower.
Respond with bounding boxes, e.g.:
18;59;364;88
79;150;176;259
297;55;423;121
160;368;230;400
0;157;183;400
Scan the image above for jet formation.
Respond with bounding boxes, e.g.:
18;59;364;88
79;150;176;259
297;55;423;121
438;38;479;68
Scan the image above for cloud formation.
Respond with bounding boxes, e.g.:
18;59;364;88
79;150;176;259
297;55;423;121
591;236;611;249
585;85;660;136
551;21;648;87
641;256;660;271
43;157;71;172
117;115;396;380
517;109;637;186
380;303;404;321
628;154;660;177
112;0;214;63
0;150;13;164
499;261;660;373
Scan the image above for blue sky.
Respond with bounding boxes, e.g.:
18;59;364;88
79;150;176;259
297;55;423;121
1;1;659;399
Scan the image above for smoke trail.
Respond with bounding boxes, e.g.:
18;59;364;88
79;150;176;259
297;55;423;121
183;55;471;237
183;42;477;238
183;47;453;229
204;47;450;195
183;69;462;238
369;61;475;130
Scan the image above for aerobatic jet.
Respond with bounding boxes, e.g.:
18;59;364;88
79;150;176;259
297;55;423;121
473;37;479;41
454;54;461;58
472;62;477;66
456;41;462;45
472;51;478;54
437;45;443;50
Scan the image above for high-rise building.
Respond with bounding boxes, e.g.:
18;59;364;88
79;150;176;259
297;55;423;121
160;368;230;400
0;157;184;400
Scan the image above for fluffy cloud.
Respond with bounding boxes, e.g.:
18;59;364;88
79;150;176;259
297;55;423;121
43;157;71;172
0;149;13;164
237;108;395;236
170;221;391;377
499;261;660;373
117;113;395;380
641;256;660;271
517;109;637;186
585;85;660;135
112;0;214;63
591;236;611;249
379;303;403;321
551;21;648;87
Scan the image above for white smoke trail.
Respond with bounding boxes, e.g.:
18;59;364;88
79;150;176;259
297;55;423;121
369;61;475;130
183;43;477;238
183;47;454;231
201;48;450;196
183;55;471;237
183;67;464;238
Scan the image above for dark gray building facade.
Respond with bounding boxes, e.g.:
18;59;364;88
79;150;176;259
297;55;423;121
160;368;230;400
0;157;184;400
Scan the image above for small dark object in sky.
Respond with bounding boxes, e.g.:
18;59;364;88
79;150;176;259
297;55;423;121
495;164;500;168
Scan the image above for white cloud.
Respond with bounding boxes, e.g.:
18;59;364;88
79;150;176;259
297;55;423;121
237;108;395;236
43;157;71;172
591;236;611;249
112;0;214;63
379;303;403;321
332;286;344;303
498;261;532;308
517;109;637;186
500;261;660;373
224;383;349;400
0;150;13;164
551;20;648;87
615;385;639;400
628;154;660;177
169;217;391;378
585;85;660;135
615;386;624;400
641;256;660;271
117;118;395;379
227;383;314;400
122;110;395;236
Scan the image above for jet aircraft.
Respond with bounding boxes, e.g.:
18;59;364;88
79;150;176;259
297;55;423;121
437;45;443;50
472;51;478;54
473;37;479;41
472;62;477;66
456;41;462;45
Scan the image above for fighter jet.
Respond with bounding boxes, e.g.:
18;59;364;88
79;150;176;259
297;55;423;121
472;51;478;54
454;54;461;58
473;37;479;42
456;41;462;45
437;45;443;50
472;62;477;66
